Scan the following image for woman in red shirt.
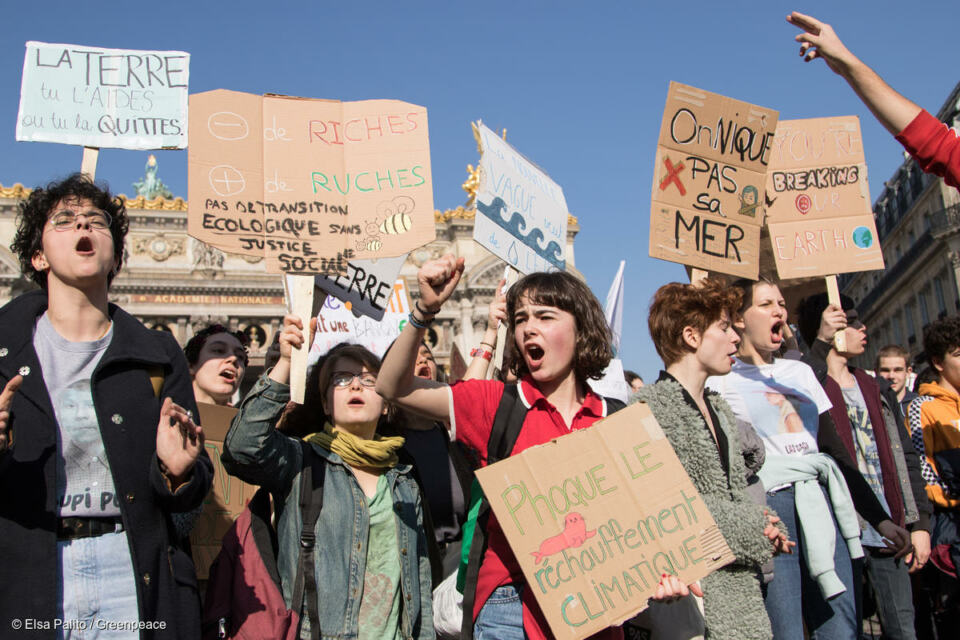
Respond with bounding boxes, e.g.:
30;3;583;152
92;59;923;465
378;255;692;640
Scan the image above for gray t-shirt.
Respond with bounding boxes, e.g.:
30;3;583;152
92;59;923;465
33;312;117;517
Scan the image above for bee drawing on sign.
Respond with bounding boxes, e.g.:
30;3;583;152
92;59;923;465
356;196;416;253
377;196;415;235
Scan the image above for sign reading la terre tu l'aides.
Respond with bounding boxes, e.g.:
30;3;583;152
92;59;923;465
16;41;189;149
188;90;435;275
650;82;779;279
764;116;884;279
475;402;734;640
474;123;568;274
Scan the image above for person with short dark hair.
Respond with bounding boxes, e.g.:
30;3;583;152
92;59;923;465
633;278;790;640
377;257;689;640
795;292;932;640
624;369;644;391
183;324;249;406
876;344;917;418
0;173;211;637
224;335;435;639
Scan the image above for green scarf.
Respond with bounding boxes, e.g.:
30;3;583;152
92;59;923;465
304;423;405;469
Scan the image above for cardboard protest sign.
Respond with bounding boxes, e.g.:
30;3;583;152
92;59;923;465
473;123;568;273
476;402;734;640
189;403;256;579
16;42;188;149
649;82;778;278
310;277;412;358
313;254;407;321
765;117;884;279
188;90;435;274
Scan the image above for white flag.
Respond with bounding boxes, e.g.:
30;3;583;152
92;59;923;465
604;260;625;355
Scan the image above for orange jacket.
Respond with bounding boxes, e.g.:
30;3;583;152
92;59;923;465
917;382;960;509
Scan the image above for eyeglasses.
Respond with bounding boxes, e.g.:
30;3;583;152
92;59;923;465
48;209;112;231
330;371;377;388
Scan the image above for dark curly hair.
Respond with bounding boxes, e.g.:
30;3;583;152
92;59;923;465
281;342;394;438
505;271;611;383
648;278;742;366
11;173;129;288
184;324;250;367
923;317;960;367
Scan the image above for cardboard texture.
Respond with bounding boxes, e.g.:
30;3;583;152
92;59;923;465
475;402;734;640
473;123;568;274
764;116;884;279
650;82;779;278
189;403;255;580
16;41;189;149
310;278;412;358
188;90;435;274
314;254;407;321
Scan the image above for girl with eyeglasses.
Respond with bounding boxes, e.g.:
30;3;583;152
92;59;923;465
222;323;434;640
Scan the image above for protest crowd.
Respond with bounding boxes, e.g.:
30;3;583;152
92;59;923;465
4;10;960;640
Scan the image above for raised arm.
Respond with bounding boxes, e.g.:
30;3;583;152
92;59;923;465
377;254;465;422
462;277;506;381
787;11;921;136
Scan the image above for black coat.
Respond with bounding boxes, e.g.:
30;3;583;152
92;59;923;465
0;290;212;639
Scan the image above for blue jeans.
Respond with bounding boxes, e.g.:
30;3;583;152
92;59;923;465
764;486;859;640
474;584;524;640
57;530;140;639
864;548;916;640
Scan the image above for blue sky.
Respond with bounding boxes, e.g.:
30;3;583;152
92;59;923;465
1;1;955;381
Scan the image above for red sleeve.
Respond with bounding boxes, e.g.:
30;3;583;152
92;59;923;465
449;378;504;465
896;109;960;190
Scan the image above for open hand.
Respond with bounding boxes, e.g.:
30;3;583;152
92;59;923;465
787;12;859;76
763;512;796;555
156;397;204;486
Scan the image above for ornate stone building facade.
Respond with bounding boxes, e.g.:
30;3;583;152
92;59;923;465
840;81;960;365
0;175;580;386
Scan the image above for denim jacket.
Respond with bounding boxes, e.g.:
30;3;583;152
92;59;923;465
221;375;435;640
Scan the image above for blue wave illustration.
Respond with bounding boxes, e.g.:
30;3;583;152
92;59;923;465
477;197;565;270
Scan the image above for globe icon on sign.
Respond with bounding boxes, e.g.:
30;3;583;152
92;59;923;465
852;226;874;249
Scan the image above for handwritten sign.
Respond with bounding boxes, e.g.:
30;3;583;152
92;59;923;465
474;123;567;273
188;90;435;274
189;403;256;579
16;41;188;149
308;277;412;358
649;82;778;278
765;117;884;278
476;402;733;640
314;254;407;321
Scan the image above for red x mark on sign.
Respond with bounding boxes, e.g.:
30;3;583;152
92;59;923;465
659;156;686;196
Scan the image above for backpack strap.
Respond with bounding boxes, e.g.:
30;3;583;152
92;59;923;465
460;383;528;639
291;441;325;640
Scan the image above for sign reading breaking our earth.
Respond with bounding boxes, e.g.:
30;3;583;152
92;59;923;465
764;116;884;279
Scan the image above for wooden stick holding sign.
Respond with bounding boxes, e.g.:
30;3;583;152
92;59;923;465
690;268;709;284
825;275;847;353
283;275;326;404
492;266;519;377
80;147;99;180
